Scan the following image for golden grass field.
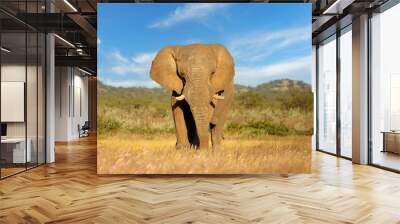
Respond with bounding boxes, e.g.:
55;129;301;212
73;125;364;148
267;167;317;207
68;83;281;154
97;134;311;174
97;80;313;174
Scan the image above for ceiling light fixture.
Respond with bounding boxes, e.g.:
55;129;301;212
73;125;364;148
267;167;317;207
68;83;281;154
1;47;11;53
322;0;355;15
76;48;85;55
54;34;75;48
63;0;78;12
78;67;92;76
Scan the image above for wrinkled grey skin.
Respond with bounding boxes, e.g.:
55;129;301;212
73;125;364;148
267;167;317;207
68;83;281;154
150;44;235;150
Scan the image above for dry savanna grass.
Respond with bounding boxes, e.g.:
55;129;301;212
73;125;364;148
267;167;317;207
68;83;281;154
97;134;311;174
97;80;313;174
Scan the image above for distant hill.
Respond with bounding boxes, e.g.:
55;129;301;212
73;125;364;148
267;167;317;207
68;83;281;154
99;79;311;93
255;79;311;92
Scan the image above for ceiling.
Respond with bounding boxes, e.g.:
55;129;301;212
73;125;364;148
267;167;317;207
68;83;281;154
311;0;391;43
0;0;395;74
0;0;97;74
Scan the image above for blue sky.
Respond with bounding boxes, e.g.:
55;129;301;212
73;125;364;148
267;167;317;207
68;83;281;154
98;3;311;87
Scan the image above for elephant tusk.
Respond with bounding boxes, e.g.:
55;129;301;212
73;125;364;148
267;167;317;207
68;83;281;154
175;95;185;101
213;94;224;100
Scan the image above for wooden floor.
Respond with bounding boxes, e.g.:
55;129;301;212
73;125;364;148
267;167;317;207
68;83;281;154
1;136;400;223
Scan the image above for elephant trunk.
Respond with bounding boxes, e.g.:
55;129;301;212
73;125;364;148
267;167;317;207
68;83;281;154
191;106;209;149
185;67;210;150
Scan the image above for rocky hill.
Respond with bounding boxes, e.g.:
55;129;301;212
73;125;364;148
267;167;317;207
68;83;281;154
99;79;311;94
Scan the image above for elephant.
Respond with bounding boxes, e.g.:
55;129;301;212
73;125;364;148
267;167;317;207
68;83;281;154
150;44;235;150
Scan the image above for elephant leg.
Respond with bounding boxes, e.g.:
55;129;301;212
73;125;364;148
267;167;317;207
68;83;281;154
171;95;189;149
210;84;234;149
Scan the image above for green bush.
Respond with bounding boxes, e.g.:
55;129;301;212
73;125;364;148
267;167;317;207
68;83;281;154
126;126;175;135
280;90;313;111
227;121;291;136
98;117;122;135
234;91;266;108
97;79;314;137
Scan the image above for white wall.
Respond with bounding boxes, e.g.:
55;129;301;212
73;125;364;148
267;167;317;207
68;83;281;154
1;63;46;164
1;65;26;139
1;82;25;122
55;67;89;141
55;66;69;141
1;65;40;138
72;72;89;138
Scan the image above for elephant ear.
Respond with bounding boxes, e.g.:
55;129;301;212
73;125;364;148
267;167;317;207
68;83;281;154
211;44;235;93
150;46;183;94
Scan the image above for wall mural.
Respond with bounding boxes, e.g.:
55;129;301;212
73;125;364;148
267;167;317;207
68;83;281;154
97;3;313;174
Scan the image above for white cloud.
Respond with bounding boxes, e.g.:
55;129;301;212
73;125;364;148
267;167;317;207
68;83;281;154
149;3;228;28
101;56;310;87
100;78;158;88
108;51;156;76
100;50;159;87
228;26;310;62
236;56;311;85
97;38;101;45
132;52;157;64
111;50;129;64
110;64;147;75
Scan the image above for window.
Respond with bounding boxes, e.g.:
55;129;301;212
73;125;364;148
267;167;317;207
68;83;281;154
317;35;337;154
370;3;400;171
339;26;352;158
0;1;46;179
